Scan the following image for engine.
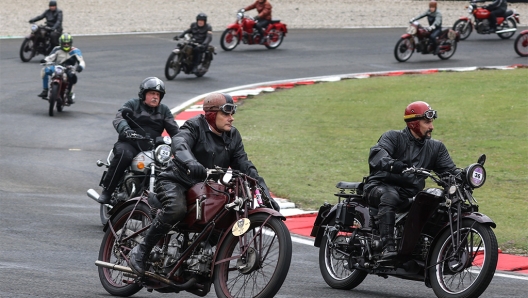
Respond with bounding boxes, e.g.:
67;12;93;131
476;19;490;32
185;241;214;276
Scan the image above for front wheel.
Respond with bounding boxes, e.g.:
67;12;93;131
498;18;516;40
453;20;472;40
394;37;414;62
98;203;152;297
265;29;284;49
429;220;498;298
514;32;528;57
48;84;60;117
220;29;239;51
19;38;35;62
213;213;292;298
164;52;181;80
438;40;457;60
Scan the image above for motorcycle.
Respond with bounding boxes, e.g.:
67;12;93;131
311;155;498;298
164;34;216;80
20;23;54;62
87;108;173;225
95;167;292;297
514;29;528;57
394;21;460;62
41;62;75;117
220;9;288;51
453;0;520;40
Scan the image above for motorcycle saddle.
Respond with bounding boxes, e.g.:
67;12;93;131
270;19;281;24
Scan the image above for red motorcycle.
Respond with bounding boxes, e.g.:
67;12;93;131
20;23;53;62
394;21;459;62
42;62;75;117
220;9;288;51
514;29;528;57
453;0;520;40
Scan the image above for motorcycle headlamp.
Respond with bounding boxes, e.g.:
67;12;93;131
54;66;64;76
407;25;417;35
31;24;38;32
155;144;172;164
464;163;486;188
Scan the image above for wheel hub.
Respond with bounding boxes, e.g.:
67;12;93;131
236;247;260;274
448;250;469;273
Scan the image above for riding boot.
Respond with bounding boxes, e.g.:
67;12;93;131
129;218;172;276
379;211;397;260
96;189;112;205
38;89;48;99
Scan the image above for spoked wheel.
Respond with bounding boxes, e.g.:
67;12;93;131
319;233;368;289
438;40;457;60
429;220;498;298
220;29;239;51
48;84;59;117
213;213;292;298
98;203;152;297
514;32;528;57
394;37;414;62
20;39;36;62
498;18;516;40
164;52;181;80
265;29;284;49
452;20;472;40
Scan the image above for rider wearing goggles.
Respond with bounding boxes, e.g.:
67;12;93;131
403;109;437;122
404;101;437;140
203;93;237;133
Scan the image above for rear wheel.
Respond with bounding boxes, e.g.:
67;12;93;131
19;39;35;62
48;84;60;117
394;37;414;62
265;29;284;49
514;32;528;57
164;52;181;80
453;20;472;40
498;18;516;40
438;40;457;60
220;29;239;51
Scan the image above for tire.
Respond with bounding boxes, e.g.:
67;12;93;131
98;203;152;297
48;84;60;117
100;204;112;225
213;213;292;298
19;39;35;62
453;20;472;41
394;37;414;62
220;29;239;51
319;234;368;290
438;40;457;60
265;29;284;49
514;32;528;57
498;18;516;40
429;220;498;298
164;52;180;80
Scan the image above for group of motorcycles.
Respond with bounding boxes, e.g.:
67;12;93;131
394;0;524;62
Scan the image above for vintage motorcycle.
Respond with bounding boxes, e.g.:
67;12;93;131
312;155;498;298
220;9;288;51
20;23;53;62
452;0;520;40
394;21;459;62
164;34;216;80
95;167;292;297
514;29;528;57
41;62;75;117
87;108;173;225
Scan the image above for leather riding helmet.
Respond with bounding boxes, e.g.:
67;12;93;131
403;101;437;135
49;1;57;7
429;0;437;9
203;93;235;113
138;77;166;100
59;33;72;52
196;13;207;23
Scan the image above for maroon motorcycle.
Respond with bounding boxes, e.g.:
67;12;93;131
220;9;288;51
452;0;520;40
20;23;53;62
514;29;528;57
394;21;459;62
42;62;75;116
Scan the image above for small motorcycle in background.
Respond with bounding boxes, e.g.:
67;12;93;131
220;9;288;51
164;34;215;80
514;29;528;57
452;0;520;40
20;23;54;62
41;62;75;117
394;21;459;62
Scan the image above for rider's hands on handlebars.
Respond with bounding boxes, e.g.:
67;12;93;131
76;65;83;72
185;160;207;180
390;160;408;174
425;26;433;32
40;59;47;64
121;129;139;139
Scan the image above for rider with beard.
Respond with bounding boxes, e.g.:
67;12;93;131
128;92;280;276
243;0;272;44
410;0;442;55
484;0;508;33
29;0;63;49
174;13;212;74
363;101;457;260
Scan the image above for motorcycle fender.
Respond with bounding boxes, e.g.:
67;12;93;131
311;204;336;248
400;33;413;39
102;196;149;232
508;14;520;24
458;17;470;22
271;23;288;35
172;48;180;54
225;23;241;31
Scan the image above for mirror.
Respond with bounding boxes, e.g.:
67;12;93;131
477;154;486;166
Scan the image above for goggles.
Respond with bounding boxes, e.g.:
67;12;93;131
218;103;237;115
404;109;437;122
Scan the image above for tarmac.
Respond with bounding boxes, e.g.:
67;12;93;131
171;65;528;276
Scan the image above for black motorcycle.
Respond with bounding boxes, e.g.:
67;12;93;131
312;155;498;298
20;23;54;62
164;34;216;80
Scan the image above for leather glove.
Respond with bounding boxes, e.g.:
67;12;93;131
390;160;408;174
185;160;207;180
29;20;33;24
197;44;206;51
173;36;179;40
259;182;280;211
76;65;83;72
120;129;139;139
40;59;47;64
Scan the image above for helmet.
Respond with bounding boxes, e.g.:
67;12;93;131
429;1;437;9
59;33;72;52
404;101;437;135
203;93;236;114
196;13;207;23
138;77;165;100
49;1;57;6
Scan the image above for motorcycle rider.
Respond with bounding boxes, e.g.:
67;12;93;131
410;0;442;55
363;101;457;260
243;0;272;44
29;0;63;49
174;13;212;74
484;0;508;33
95;77;180;205
128;92;280;276
38;33;85;104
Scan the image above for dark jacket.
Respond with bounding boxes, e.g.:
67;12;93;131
113;98;179;146
179;23;213;45
245;0;272;21
364;127;456;198
30;8;63;31
486;0;508;11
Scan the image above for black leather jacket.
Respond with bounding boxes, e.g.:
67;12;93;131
179;23;212;45
30;9;63;31
364;127;456;198
486;0;508;11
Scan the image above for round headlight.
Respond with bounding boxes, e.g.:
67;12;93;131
54;66;64;76
407;25;417;35
162;136;172;145
155;144;171;164
31;24;38;32
465;163;486;188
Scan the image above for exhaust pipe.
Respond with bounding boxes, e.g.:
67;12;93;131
496;28;516;34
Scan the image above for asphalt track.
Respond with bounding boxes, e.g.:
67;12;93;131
1;28;527;297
